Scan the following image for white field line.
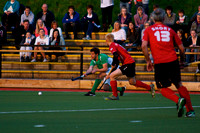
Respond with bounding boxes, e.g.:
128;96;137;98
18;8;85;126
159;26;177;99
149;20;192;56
0;106;200;114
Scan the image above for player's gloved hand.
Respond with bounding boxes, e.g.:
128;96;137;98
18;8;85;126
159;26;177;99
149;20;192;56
105;75;110;80
179;61;185;69
147;61;154;71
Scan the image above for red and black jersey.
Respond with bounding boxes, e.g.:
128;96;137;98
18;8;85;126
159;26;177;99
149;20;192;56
142;23;182;64
109;42;135;65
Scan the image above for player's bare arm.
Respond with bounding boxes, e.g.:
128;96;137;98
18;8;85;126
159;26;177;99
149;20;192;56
142;41;153;71
92;63;108;73
84;66;93;76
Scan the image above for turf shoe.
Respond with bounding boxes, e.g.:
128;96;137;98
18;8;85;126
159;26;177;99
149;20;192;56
104;95;119;100
84;91;96;96
150;84;155;98
177;98;186;117
120;86;126;96
185;110;195;118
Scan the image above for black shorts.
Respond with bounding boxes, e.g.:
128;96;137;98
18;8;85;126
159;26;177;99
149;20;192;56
154;60;181;88
119;63;135;77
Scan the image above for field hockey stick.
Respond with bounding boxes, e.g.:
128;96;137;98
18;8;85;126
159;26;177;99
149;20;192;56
71;73;92;81
97;68;114;91
183;61;200;67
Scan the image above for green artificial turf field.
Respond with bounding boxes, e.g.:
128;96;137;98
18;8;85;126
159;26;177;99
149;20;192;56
0;91;199;133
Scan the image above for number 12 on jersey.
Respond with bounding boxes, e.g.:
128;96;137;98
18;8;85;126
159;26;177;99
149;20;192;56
154;31;170;42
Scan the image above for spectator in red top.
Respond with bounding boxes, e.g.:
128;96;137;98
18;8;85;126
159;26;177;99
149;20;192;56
104;33;155;100
134;6;148;29
142;8;195;117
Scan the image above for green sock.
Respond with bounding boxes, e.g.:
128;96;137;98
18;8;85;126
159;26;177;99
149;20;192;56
108;86;123;91
91;79;102;93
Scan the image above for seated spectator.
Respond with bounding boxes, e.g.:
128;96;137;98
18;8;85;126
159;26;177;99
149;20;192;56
163;6;176;29
134;6;148;29
31;28;49;62
186;30;200;64
177;29;188;47
1;0;20;30
35;19;48;37
191;13;200;37
148;4;159;25
111;21;126;45
36;4;55;31
120;0;132;13
49;20;63;40
20;32;35;62
13;19;33;49
175;9;189;33
141;21;149;39
81;5;100;40
125;21;140;51
62;6;80;39
48;29;66;62
190;5;200;24
117;6;132;33
20;6;34;28
0;21;7;45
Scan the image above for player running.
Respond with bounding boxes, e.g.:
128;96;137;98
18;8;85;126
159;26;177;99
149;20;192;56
142;8;195;117
84;47;126;96
104;33;155;100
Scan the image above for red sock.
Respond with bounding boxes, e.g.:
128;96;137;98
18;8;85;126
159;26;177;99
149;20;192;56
178;86;194;112
110;80;118;97
161;88;179;103
135;80;151;91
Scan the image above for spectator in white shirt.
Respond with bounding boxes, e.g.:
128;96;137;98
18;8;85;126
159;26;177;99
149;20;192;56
49;20;63;40
31;28;49;62
111;21;126;45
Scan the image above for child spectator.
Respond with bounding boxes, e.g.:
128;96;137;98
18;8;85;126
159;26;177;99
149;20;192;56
177;29;188;47
62;6;80;39
125;21;140;51
2;0;20;30
49;21;63;40
35;19;48;37
48;29;66;62
31;28;49;62
20;6;34;27
0;22;7;45
117;6;132;33
81;5;100;40
100;0;114;32
134;6;148;29
111;21;126;45
36;4;55;31
163;6;176;29
175;9;189;33
20;32;35;62
13;19;33;49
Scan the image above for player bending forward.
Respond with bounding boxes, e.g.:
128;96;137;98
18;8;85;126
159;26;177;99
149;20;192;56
104;34;155;100
142;8;195;117
84;47;126;96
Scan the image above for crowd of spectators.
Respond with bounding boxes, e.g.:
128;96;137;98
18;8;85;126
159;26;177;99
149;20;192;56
0;0;200;68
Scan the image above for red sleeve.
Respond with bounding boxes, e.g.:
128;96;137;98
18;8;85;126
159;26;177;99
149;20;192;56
142;28;149;42
173;30;182;46
109;43;117;54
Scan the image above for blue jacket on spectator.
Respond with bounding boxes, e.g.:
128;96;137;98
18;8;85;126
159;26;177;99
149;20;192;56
3;0;20;13
62;11;80;23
